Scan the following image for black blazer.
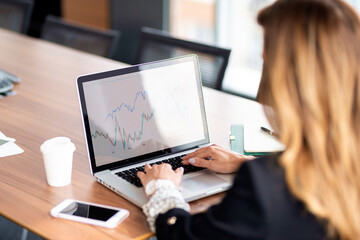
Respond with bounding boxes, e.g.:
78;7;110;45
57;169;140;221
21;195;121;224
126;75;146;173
155;155;327;240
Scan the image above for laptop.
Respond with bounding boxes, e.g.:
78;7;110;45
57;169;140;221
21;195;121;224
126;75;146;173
77;55;234;207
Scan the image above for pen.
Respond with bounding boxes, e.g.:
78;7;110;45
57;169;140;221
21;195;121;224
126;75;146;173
260;126;279;138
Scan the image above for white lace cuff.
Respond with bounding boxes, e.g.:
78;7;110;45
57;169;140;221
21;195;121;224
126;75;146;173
142;180;190;232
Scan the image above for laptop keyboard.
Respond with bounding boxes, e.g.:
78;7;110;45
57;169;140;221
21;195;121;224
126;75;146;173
115;155;204;187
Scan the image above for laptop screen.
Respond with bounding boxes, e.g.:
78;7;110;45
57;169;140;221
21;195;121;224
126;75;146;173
77;55;209;172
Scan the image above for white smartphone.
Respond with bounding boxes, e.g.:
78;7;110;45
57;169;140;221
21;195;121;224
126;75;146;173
0;137;15;149
50;199;129;228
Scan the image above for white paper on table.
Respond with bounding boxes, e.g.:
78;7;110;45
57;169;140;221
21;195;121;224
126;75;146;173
0;131;24;158
243;124;285;153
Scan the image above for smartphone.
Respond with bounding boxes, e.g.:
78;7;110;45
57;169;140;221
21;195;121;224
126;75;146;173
50;199;129;228
0;137;15;149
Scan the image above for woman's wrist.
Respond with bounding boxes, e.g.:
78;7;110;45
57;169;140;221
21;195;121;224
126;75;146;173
142;179;189;232
145;179;176;197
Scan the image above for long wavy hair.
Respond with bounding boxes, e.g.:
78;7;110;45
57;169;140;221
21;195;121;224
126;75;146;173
257;0;360;239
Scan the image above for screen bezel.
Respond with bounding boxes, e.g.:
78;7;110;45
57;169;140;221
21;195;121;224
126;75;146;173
77;55;210;174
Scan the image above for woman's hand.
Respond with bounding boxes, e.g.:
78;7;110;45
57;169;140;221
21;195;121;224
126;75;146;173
137;163;184;188
182;144;255;173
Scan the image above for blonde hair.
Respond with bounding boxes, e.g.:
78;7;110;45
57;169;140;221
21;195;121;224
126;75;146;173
257;0;360;239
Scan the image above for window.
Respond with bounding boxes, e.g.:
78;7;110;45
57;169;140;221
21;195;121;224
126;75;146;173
215;0;274;99
169;0;360;99
169;0;216;44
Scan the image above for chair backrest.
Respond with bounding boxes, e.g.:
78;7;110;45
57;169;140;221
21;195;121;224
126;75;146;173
0;0;33;33
41;15;120;58
136;27;231;90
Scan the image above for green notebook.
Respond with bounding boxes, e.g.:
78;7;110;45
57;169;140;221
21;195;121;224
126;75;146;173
230;124;271;156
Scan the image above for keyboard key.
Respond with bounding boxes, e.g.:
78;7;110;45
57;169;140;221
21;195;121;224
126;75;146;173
115;155;204;187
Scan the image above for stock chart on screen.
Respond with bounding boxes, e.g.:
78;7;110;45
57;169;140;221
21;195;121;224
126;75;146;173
83;61;206;166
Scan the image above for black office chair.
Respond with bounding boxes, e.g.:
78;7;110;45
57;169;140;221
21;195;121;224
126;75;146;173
136;27;231;90
41;15;120;58
0;0;33;34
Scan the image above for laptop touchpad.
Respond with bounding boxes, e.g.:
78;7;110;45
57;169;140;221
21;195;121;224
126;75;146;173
181;174;227;192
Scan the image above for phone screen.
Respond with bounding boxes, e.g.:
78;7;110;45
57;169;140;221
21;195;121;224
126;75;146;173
60;202;119;221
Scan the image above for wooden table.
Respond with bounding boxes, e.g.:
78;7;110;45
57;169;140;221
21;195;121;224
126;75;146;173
0;29;267;239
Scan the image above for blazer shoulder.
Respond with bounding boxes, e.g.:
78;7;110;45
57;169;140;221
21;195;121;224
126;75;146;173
236;154;326;239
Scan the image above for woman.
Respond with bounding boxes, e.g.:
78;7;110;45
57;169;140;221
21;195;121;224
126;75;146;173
137;0;360;239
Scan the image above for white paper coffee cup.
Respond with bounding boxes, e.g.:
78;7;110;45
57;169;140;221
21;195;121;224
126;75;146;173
40;137;76;187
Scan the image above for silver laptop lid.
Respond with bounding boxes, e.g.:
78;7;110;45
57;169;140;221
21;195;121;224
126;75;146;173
77;55;210;174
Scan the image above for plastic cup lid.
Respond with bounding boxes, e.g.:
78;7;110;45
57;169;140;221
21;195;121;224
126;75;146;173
40;137;75;153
